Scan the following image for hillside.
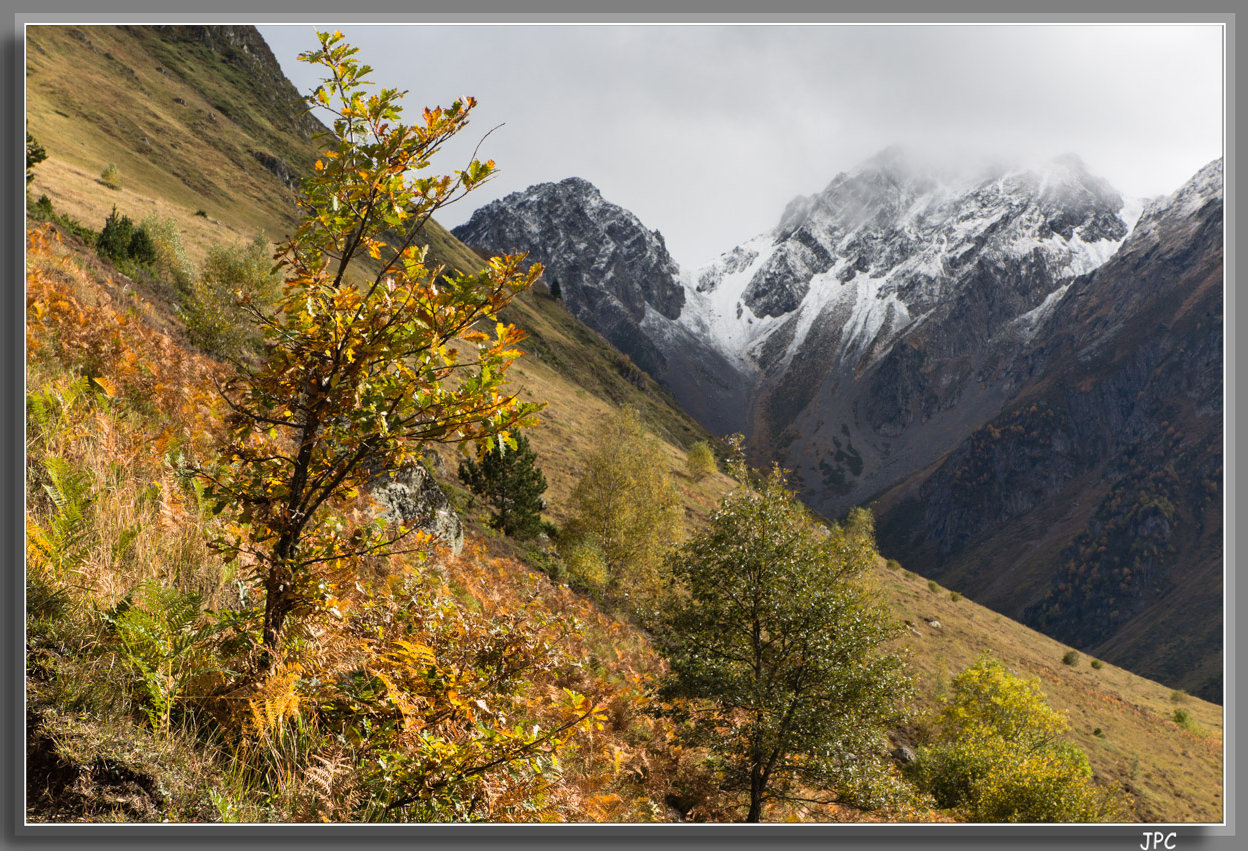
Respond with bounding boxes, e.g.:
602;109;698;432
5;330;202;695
24;25;1222;825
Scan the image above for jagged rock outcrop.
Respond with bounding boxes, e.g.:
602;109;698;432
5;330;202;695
873;159;1223;700
372;465;464;555
679;150;1141;512
453;177;751;435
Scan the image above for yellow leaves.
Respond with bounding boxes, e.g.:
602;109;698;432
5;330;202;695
245;662;304;737
389;638;436;668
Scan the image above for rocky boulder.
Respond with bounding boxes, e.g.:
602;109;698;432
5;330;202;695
371;464;463;554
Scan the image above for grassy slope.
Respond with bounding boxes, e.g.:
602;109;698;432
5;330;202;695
24;24;1222;824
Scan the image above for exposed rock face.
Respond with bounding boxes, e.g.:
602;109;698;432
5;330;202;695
873;159;1224;701
679;150;1141;514
372;465;464;555
453;177;751;436
451;151;1223;700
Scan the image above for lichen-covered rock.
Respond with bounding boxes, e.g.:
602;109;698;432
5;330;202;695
372;464;463;554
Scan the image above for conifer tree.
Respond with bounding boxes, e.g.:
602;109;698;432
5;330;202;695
458;431;548;539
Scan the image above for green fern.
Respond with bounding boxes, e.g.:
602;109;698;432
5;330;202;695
30;455;95;578
105;581;221;734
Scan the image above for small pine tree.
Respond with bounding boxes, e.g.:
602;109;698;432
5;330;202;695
458;432;548;539
127;226;157;265
97;206;135;261
26;133;47;185
548;277;561;300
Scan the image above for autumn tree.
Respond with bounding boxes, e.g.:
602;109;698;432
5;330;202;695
458;430;548;538
905;657;1126;822
559;408;682;607
654;450;912;822
202;31;542;655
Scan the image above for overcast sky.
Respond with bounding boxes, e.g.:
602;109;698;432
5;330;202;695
258;23;1224;268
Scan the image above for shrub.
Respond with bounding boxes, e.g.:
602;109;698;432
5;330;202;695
685;440;716;480
140;214;197;294
950;591;962;602
29;193;54;220
1172;709;1196;732
194;209;208;217
1090;659;1104;670
1170;689;1188;704
182;233;281;356
927;579;939;593
100;162;122;189
1062;650;1080;666
886;558;902;571
906;657;1125;822
1093;728;1105;738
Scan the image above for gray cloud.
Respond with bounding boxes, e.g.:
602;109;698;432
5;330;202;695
259;23;1223;267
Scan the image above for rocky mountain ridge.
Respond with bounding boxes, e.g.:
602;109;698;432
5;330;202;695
453;152;1223;700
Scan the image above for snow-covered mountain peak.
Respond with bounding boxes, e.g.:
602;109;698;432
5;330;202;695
679;149;1142;373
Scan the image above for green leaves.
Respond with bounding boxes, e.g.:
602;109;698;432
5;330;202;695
458;431;548;539
654;457;911;821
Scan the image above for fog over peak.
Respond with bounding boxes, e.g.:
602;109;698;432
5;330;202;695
259;22;1222;268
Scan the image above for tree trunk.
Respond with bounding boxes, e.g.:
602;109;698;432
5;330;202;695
747;764;765;822
262;540;297;654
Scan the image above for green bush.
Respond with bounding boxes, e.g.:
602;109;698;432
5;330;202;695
1172;708;1196;732
562;541;608;598
27;132;48;184
29;194;54;220
886;559;902;571
685;440;716;480
1062;650;1080;666
182;233;281;356
140;214;197;294
127;227;157;266
927;579;939;593
1170;689;1188;704
906;657;1125;822
100;162;122;190
950;591;962;602
1090;659;1104;670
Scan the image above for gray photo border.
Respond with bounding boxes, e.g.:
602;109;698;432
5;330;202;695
5;3;1238;850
